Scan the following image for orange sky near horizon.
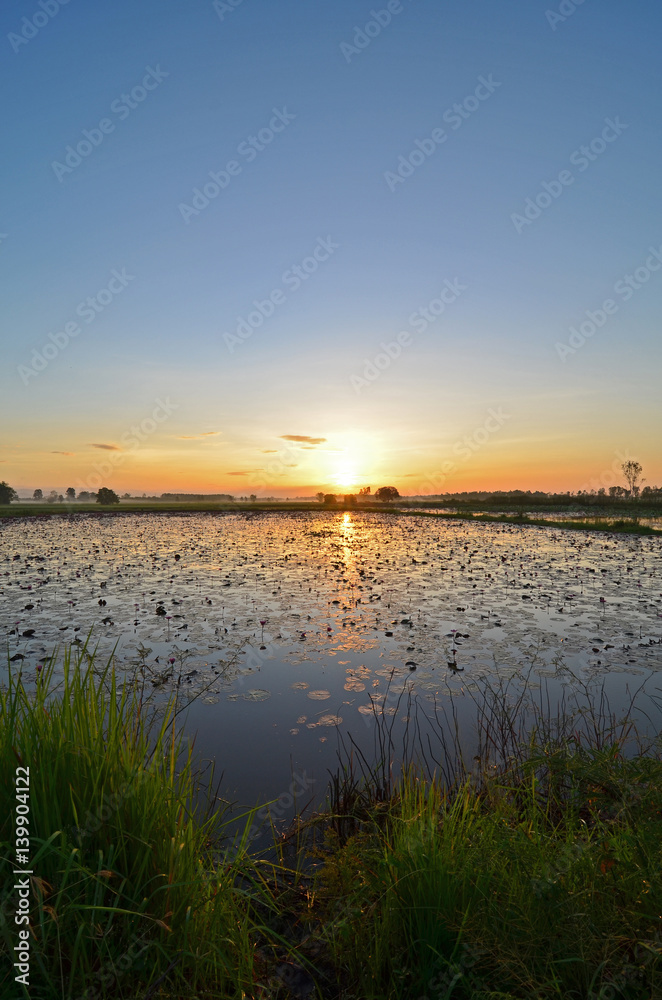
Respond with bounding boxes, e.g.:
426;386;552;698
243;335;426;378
3;421;658;497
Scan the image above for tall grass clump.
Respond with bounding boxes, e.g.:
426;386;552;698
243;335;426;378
0;651;280;999
304;683;662;1000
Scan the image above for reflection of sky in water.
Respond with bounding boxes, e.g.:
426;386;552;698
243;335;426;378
2;512;662;822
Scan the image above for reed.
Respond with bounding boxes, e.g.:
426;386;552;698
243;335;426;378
0;650;285;999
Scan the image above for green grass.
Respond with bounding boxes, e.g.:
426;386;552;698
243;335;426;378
2;501;660;536
2;652;662;998
304;747;662;999
0;652;289;999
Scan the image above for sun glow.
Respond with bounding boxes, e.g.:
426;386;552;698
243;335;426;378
326;434;374;492
331;456;361;491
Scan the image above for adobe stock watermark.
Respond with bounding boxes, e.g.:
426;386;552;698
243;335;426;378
404;942;487;999
73;399;179;495
179;107;296;224
51;66;169;182
224;237;339;352
417;406;512;496
384;75;501;192
72;769;152;841
212;0;247;21
17;268;135;386
339;0;409;63
511;116;627;234
546;0;590;31
8;0;72;55
244;771;316;845
74;935;151;1000
573;450;636;497
555;244;662;361
350;278;467;391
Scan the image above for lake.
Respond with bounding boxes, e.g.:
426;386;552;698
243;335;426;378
2;510;661;834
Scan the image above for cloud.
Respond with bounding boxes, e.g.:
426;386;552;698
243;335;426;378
227;469;263;476
90;443;121;451
280;435;326;445
177;431;221;440
261;449;278;454
51;451;75;456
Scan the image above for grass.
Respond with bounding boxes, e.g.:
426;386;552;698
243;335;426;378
2;652;662;998
304;747;662;999
0;651;291;999
1;501;660;536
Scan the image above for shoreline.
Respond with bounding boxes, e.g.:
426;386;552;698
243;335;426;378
2;653;661;998
2;500;660;536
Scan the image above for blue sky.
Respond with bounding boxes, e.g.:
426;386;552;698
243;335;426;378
1;0;661;495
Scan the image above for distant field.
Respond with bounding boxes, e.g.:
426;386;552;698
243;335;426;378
1;500;660;535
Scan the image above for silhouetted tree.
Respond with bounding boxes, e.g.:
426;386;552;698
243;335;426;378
249;494;257;502
97;487;120;505
33;489;43;500
323;494;336;506
46;491;58;504
344;494;357;507
316;492;325;503
622;460;643;496
374;486;400;503
66;487;76;500
0;481;18;504
78;491;91;501
358;486;371;496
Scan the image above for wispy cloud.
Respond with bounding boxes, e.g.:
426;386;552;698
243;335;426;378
280;434;327;445
177;431;221;440
90;443;121;451
261;449;278;454
51;450;75;456
227;469;263;476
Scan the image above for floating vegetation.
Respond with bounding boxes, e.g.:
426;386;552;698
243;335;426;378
1;510;661;803
307;689;332;700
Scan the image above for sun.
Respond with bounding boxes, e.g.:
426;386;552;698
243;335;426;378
333;466;359;490
330;449;362;491
321;432;374;492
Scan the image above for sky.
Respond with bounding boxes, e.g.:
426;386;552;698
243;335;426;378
1;0;661;497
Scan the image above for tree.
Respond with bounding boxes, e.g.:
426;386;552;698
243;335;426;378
78;491;91;501
622;460;643;497
33;489;43;500
374;486;400;503
97;487;120;505
358;486;371;496
249;494;257;502
344;494;357;507
46;490;58;504
323;494;336;506
0;481;18;504
316;492;325;503
66;487;76;500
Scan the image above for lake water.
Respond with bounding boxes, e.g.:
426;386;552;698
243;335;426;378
2;511;661;835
